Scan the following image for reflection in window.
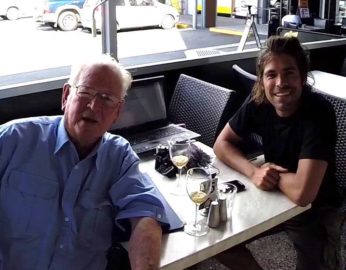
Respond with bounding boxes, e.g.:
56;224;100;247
116;0;125;6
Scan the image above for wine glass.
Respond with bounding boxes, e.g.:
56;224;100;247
169;136;191;196
185;167;212;236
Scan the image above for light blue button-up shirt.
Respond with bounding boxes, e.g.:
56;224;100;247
0;116;168;270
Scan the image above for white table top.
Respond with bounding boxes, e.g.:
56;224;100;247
309;70;346;98
136;143;310;270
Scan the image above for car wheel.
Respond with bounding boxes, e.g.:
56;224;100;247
161;14;175;29
6;7;20;20
58;11;78;31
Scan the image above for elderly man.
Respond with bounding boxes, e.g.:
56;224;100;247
0;55;167;270
214;36;342;270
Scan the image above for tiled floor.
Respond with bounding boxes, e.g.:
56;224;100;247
191;230;346;270
191;232;295;270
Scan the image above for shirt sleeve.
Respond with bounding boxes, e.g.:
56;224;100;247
228;95;256;139
0;123;16;183
108;145;169;226
299;98;336;161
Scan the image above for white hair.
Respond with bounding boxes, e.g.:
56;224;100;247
68;54;132;97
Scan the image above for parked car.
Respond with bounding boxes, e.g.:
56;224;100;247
0;0;36;20
81;0;179;32
34;0;85;31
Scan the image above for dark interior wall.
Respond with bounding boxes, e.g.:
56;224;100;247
309;46;346;74
0;89;62;125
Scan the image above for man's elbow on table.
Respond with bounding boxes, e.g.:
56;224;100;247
129;217;162;270
289;193;314;207
213;125;241;159
278;159;327;207
213;138;226;159
278;177;317;207
213;130;227;157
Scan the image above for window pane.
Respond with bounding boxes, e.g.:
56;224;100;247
1;0;274;87
0;0;106;77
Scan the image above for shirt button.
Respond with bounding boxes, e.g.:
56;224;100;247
74;165;79;170
64;217;70;222
59;244;64;249
157;214;162;219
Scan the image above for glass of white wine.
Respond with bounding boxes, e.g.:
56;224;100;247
185;167;212;236
169;136;191;196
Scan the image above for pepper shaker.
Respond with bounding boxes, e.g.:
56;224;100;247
207;200;220;228
218;197;228;222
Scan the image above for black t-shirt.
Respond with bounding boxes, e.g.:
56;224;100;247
229;90;340;207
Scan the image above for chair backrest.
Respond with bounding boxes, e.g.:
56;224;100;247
232;64;257;98
168;74;237;147
314;89;346;212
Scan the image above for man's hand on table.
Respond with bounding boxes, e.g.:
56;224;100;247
251;163;288;191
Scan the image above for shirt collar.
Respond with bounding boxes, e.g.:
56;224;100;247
54;117;105;170
54;117;70;154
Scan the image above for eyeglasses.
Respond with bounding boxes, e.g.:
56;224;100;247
72;85;124;108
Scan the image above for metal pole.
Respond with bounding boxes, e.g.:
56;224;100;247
192;0;197;29
101;0;118;60
91;0;118;60
201;0;206;28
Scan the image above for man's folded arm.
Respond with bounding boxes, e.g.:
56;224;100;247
278;159;328;207
128;217;162;270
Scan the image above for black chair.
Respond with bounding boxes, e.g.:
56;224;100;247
231;65;263;157
312;90;346;212
232;64;257;98
313;89;346;266
168;74;237;147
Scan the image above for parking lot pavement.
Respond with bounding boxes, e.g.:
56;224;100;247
121;15;269;67
0;16;268;84
178;14;269;36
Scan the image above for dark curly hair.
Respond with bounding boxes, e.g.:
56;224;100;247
252;35;310;104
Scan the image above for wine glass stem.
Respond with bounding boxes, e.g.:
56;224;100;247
177;168;182;189
194;204;198;230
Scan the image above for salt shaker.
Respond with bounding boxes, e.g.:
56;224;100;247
218;197;228;222
207;200;220;228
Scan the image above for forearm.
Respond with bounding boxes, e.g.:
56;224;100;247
214;139;258;180
277;172;308;206
278;159;327;206
128;217;162;270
